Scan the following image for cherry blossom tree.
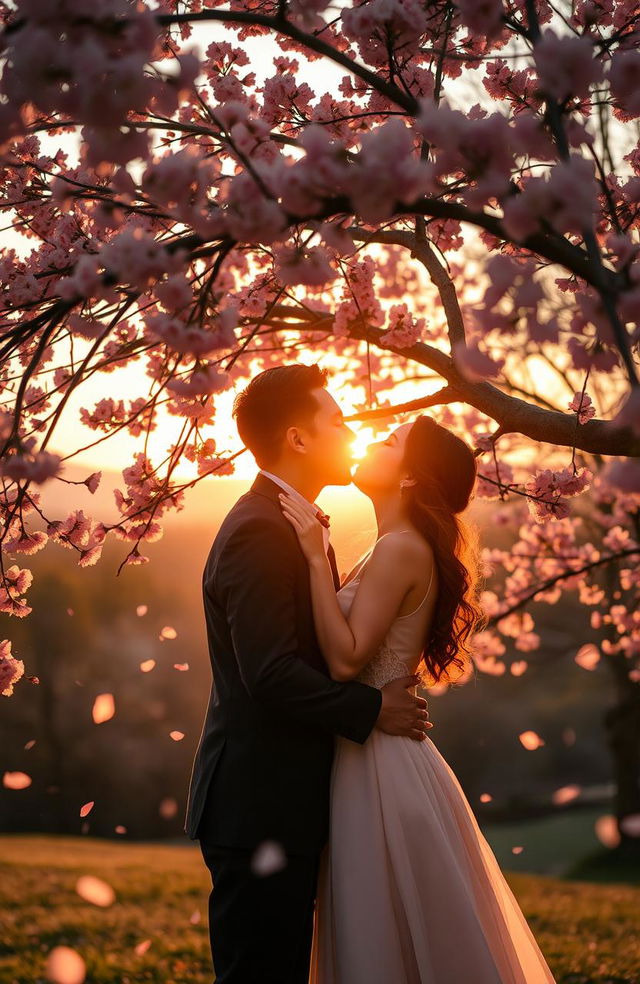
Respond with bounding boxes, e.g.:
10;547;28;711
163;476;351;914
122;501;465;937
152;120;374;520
0;0;639;845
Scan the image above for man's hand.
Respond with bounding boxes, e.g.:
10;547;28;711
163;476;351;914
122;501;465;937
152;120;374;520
375;675;433;741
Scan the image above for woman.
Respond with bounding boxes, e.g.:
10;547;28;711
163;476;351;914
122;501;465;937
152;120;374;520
278;415;557;984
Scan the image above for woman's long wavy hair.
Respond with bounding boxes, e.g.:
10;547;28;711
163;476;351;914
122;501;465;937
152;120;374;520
401;415;487;687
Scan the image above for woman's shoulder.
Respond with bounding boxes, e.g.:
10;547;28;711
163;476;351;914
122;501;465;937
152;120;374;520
370;529;434;567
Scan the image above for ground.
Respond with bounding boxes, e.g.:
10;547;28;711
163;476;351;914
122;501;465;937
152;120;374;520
1;833;639;983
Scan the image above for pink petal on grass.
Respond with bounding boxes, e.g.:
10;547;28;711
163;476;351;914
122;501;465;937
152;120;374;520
134;940;152;956
92;693;115;724
518;730;545;750
3;771;31;789
75;874;116;907
45;945;86;984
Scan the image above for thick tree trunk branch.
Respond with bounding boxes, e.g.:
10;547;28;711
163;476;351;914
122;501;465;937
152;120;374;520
266;304;640;456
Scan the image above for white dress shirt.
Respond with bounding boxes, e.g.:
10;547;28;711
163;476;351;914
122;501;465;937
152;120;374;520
258;469;331;551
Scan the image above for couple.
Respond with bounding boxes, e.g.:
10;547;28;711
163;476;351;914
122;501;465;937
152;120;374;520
184;363;557;984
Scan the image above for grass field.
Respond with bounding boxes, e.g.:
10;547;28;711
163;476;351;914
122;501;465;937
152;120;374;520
1;834;639;983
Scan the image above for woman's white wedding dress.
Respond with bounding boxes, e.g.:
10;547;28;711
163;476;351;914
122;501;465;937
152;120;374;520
309;533;557;984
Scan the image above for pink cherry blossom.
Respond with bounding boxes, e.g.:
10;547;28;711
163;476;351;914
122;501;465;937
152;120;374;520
165;363;231;398
533;29;603;101
455;0;504;41
273;244;337;286
0;437;62;484
0;640;24;697
341;0;429;66
525;465;592;522
608;49;640;118
568;391;596;424
380;303;425;348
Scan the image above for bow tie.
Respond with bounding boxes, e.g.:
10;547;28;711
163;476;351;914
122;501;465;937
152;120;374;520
315;508;331;529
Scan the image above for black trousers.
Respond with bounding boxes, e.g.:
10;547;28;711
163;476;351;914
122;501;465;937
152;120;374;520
199;834;322;984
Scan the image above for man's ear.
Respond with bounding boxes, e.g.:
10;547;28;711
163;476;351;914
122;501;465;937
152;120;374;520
285;425;308;455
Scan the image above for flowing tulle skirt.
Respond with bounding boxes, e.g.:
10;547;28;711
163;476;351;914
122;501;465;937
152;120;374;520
309;730;557;984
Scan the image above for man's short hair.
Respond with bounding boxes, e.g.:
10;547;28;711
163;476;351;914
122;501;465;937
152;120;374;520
232;363;330;467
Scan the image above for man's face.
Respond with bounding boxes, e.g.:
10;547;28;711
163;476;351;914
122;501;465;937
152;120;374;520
295;387;355;486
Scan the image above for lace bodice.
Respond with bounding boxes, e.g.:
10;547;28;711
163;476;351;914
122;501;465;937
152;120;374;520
335;533;437;688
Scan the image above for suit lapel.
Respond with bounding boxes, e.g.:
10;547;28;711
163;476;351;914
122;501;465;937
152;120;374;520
250;473;341;593
326;541;341;592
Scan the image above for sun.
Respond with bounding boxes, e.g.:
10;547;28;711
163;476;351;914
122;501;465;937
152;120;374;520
349;424;381;461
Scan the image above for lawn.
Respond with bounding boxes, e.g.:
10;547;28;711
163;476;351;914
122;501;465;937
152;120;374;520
1;834;639;983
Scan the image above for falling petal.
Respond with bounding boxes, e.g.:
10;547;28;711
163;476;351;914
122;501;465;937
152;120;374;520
3;771;31;789
134;940;152;956
575;644;600;670
251;840;287;877
479;793;492;803
159;798;178;819
510;661;528;676
595;814;620;848
173;663;189;671
518;730;545;750
136;605;148;616
511;846;524;854
189;909;201;924
159;625;177;641
115;825;127;834
552;784;581;806
620;813;640;838
75;874;116;907
140;659;156;673
24;739;36;750
45;945;86;984
67;608;74;616
92;693;115;724
562;727;576;746
169;730;184;741
80;801;94;818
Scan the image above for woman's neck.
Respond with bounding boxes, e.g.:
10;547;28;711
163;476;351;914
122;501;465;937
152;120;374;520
371;492;413;538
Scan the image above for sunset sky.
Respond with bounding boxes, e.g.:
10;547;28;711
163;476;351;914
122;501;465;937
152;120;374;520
4;17;583;490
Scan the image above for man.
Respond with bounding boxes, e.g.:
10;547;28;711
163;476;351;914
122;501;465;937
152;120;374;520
184;363;431;983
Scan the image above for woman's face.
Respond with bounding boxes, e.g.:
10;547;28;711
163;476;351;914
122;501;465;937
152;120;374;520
352;422;414;494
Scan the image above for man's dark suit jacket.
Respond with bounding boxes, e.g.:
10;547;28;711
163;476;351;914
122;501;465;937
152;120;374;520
183;472;383;854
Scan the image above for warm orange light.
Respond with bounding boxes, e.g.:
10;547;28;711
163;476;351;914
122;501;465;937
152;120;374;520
349;425;381;461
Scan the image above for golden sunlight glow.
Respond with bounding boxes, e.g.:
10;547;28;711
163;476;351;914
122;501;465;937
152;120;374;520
349;425;382;461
